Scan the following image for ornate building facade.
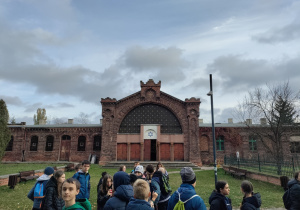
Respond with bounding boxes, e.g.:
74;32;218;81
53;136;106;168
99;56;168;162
3;80;299;165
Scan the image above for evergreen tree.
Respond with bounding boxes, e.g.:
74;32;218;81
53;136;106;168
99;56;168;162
33;108;47;125
272;96;296;125
0;99;11;160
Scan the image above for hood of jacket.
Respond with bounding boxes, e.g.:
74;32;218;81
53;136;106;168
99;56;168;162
288;179;299;188
113;184;134;202
126;198;152;210
242;193;262;209
113;171;130;191
37;174;51;181
209;190;226;205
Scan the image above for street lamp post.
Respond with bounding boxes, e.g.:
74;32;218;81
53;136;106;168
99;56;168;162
207;74;217;187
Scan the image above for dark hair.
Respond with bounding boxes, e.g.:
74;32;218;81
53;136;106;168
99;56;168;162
75;164;82;171
216;181;228;193
102;172;107;178
156;162;164;171
54;170;64;180
241;180;253;194
294;171;300;180
146;164;154;174
119;165;126;171
63;178;81;190
82;160;91;165
130;173;138;185
100;174;113;193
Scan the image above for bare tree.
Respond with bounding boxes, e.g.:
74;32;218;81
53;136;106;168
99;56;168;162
74;112;90;124
235;82;300;174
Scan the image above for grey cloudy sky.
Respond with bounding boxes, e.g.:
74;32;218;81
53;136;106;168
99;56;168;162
1;0;300;125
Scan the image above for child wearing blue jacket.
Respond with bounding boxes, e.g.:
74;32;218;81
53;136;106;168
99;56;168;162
72;160;91;200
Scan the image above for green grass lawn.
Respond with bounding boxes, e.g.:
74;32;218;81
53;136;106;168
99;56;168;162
0;164;285;209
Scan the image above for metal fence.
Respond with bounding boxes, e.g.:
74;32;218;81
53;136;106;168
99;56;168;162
224;154;300;178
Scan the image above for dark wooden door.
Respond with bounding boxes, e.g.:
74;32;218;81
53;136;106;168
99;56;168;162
160;143;170;161
60;140;71;161
174;143;184;161
130;143;140;160
117;143;127;161
144;139;151;161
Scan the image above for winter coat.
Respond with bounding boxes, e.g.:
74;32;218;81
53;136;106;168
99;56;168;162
103;185;134;210
150;174;161;205
62;198;91;210
43;176;65;210
72;170;90;199
209;190;232;210
167;183;206;210
287;179;300;210
152;171;171;203
27;174;51;209
97;186;111;210
241;193;262;210
126;198;153;210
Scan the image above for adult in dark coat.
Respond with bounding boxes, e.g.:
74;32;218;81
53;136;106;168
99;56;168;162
240;180;261;210
209;181;232;210
43;170;65;210
286;171;300;210
103;171;133;210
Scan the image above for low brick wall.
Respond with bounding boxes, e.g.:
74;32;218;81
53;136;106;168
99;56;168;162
223;165;281;186
0;166;66;187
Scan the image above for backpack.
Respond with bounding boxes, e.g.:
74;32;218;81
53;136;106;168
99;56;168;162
161;174;172;194
173;190;199;210
34;181;46;199
282;188;292;209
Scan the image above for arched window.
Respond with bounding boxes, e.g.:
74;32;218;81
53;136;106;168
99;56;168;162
5;135;14;151
45;135;54;151
30;136;38;151
77;136;86;151
119;104;182;134
216;135;224;151
93;135;101;151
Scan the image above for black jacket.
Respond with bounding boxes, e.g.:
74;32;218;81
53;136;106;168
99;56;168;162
42;176;64;210
209;190;232;210
287;179;300;210
241;193;261;210
97;185;111;210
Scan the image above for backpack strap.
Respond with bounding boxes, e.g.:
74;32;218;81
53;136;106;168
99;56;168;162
176;191;200;204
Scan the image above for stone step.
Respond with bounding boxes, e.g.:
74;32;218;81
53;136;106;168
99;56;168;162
101;161;201;169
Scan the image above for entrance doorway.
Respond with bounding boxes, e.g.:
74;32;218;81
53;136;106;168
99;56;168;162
144;139;156;161
60;135;71;161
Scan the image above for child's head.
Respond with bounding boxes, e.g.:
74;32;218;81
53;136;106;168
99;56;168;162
158;167;166;174
75;164;82;172
240;180;253;195
133;179;150;201
216;180;230;196
134;165;144;177
119;165;126;172
62;178;81;204
134;162;140;168
102;174;113;191
54;170;65;184
156;162;163;170
81;160;91;173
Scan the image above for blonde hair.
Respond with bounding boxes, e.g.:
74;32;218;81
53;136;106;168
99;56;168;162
133;179;150;200
158;167;166;174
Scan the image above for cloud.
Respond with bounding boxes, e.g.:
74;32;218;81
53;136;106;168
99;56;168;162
252;21;300;44
205;54;300;93
0;96;22;105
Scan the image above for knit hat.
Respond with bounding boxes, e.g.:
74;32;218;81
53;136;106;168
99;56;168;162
134;165;144;174
44;167;54;175
113;171;130;191
180;167;196;184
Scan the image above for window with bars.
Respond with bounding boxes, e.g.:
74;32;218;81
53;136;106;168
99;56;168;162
93;135;101;151
5;135;14;151
249;136;257;151
45;135;54;151
30;136;38;151
119;104;182;134
216;136;224;151
77;136;86;151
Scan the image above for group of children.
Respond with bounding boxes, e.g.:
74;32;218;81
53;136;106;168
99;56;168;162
27;161;263;210
27;160;92;210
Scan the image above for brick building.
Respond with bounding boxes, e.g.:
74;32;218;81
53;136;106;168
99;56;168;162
2;80;299;165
